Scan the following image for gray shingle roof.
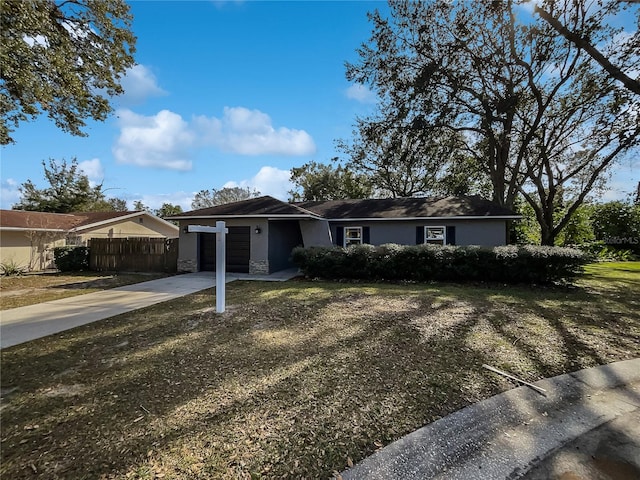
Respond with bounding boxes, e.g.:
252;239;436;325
171;195;519;220
295;196;518;219
169;196;320;218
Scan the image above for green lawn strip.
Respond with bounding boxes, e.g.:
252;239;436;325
1;263;638;479
0;272;172;310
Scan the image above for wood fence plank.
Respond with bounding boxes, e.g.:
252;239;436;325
89;238;178;273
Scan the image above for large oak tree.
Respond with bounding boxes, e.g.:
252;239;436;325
346;0;639;244
1;0;136;144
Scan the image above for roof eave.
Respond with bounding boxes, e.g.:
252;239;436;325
326;215;522;221
0;227;68;232
169;214;322;220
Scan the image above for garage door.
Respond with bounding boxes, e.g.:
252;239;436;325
199;226;250;273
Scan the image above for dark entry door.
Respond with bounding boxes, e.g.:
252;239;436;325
199;226;250;273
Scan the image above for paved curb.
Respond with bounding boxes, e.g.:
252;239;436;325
341;358;640;480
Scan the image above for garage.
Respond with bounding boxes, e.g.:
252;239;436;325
199;226;250;273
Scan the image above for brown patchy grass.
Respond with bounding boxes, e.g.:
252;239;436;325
0;272;173;310
1;263;638;479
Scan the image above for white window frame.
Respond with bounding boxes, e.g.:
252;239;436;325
424;226;446;245
344;226;363;247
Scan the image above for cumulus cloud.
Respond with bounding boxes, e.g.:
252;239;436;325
113;109;195;170
78;158;104;185
129;191;196;212
194;107;316;156
345;83;376;104
118;64;167;105
223;166;293;200
1;178;21;209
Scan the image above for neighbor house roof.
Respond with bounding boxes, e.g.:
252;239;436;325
295;196;520;220
0;210;178;232
169;195;519;221
168;196;323;219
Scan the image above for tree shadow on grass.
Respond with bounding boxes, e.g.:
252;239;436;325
1;279;638;479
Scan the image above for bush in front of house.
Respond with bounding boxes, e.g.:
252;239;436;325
53;246;90;272
291;244;588;284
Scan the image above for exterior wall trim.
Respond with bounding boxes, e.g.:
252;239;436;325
71;212;179;233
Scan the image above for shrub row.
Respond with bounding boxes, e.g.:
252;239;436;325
53;246;90;272
291;244;589;284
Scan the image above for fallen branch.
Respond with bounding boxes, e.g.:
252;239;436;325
482;364;547;396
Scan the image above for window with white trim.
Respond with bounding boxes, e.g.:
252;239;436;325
424;226;446;245
344;227;363;247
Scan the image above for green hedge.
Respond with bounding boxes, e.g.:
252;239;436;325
291;244;588;284
53;246;90;272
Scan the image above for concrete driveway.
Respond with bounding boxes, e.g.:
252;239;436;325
0;269;299;349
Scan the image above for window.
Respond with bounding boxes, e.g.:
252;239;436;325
65;235;83;246
425;226;446;245
344;227;363;247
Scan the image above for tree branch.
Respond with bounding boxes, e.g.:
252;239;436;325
534;5;640;95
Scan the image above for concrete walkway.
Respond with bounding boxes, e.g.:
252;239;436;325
0;269;299;349
341;358;640;479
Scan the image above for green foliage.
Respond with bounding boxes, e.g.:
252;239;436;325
591;201;640;249
0;0;136;144
133;200;151;212
191;187;260;209
53;246;89;272
291;244;588;284
576;242;638;262
154;203;183;218
288;160;373;201
556;204;595;246
339;124;490;198
13;158;118;213
1;260;27;276
512;198;541;245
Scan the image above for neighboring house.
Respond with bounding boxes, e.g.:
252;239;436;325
168;195;520;275
0;210;179;271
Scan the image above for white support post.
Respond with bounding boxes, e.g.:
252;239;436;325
215;221;227;313
186;222;228;313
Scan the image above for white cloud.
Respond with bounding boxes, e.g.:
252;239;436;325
112;106;315;171
345;83;376;104
78;158;104;185
1;178;21;209
516;0;542;14
223;166;293;200
194;106;316;156
113;109;195;170
118;64;167;105
129;191;196;212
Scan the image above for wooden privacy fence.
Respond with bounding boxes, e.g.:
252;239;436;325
89;238;179;273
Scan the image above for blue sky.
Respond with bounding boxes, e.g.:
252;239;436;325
1;0;638;211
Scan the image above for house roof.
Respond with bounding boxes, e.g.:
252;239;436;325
295;196;519;220
0;210;81;231
169;195;519;221
168;196;322;219
0;210;178;232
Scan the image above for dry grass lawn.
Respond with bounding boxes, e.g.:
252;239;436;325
1;262;639;479
0;272;172;310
